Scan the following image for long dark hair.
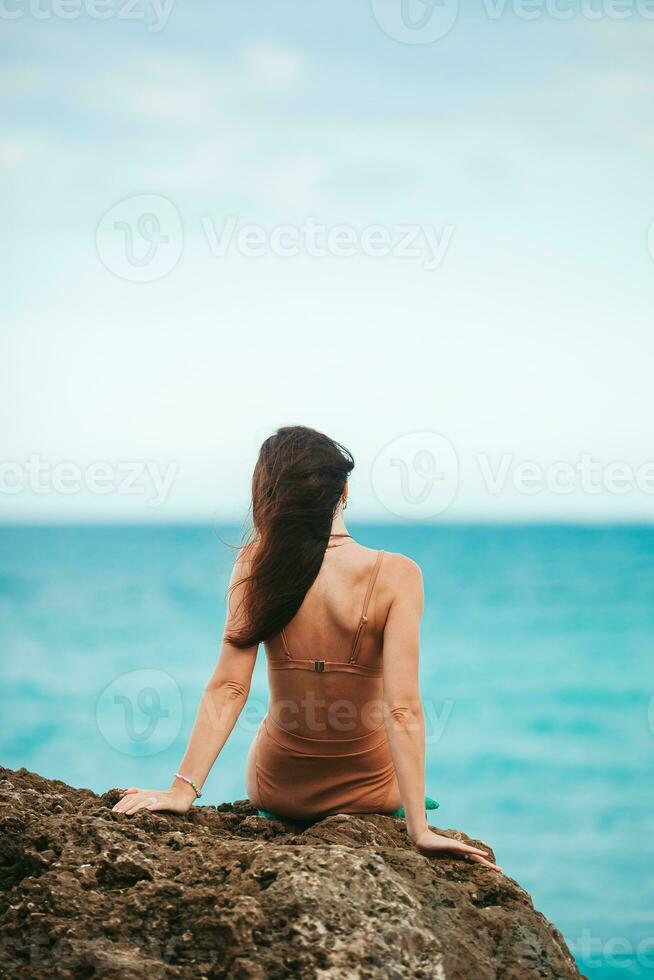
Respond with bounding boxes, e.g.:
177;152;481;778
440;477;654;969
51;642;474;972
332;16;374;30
227;426;354;648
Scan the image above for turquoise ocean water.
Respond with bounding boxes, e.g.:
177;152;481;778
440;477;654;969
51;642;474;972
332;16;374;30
1;524;652;977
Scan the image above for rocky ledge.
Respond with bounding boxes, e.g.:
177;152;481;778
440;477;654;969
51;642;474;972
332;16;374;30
0;767;581;979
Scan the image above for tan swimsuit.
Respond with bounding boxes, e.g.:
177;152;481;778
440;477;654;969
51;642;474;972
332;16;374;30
245;551;399;820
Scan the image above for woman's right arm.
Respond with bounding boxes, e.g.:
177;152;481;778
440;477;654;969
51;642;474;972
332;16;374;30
381;555;500;872
112;551;258;816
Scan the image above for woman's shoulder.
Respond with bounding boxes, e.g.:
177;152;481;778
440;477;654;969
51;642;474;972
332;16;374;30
229;539;259;585
374;551;423;625
379;550;423;592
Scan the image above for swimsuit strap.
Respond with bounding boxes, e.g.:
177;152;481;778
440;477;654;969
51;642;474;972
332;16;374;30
279;550;385;665
280;626;292;659
268;658;383;677
349;551;385;664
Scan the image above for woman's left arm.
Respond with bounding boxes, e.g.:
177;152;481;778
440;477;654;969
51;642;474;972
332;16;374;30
112;554;258;816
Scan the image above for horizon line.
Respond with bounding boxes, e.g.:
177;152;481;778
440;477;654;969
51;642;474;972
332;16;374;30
1;518;653;529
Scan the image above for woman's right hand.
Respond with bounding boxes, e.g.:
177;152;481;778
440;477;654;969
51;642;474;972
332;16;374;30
111;784;196;816
410;828;501;872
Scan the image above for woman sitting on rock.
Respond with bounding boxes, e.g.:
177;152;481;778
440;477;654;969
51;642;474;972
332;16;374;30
113;426;499;872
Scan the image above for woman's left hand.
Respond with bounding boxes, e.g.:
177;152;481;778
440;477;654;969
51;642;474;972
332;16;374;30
410;827;501;872
111;784;195;816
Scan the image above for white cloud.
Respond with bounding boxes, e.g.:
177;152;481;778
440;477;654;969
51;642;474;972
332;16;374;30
243;43;304;87
0;141;27;170
258;156;328;209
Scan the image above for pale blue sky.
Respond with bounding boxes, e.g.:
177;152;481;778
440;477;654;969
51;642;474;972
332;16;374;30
2;2;654;522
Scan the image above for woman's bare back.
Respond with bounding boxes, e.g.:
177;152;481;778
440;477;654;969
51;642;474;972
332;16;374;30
268;540;396;664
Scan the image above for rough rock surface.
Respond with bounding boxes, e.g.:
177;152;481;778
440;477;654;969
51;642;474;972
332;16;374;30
0;767;581;979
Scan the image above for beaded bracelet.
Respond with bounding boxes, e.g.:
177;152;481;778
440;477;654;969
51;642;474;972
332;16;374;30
174;772;202;798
